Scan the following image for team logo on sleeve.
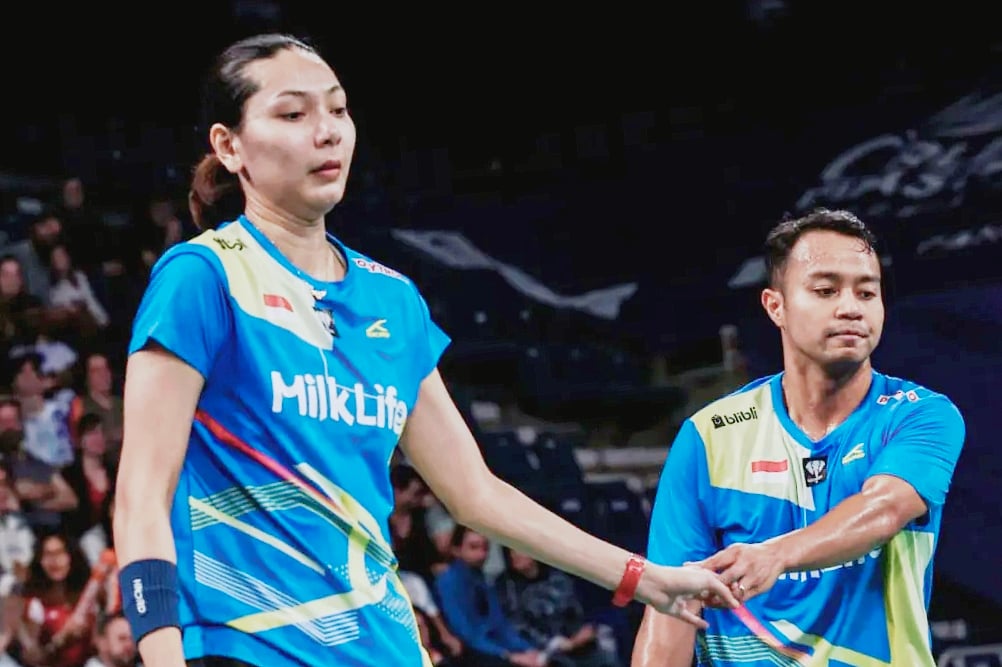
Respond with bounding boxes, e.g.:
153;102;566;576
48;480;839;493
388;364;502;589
803;456;828;486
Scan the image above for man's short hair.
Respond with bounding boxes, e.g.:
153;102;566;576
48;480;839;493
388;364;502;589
764;208;878;287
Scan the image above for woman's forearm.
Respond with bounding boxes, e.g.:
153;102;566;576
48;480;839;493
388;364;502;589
458;476;632;592
113;496;186;667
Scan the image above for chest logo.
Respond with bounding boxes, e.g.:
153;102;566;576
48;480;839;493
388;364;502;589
842;443;866;465
366;319;390;338
803;457;828;486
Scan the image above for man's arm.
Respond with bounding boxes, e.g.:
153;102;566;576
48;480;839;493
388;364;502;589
632;420;718;667
633;601;702;667
694;474;925;597
695;394;966;600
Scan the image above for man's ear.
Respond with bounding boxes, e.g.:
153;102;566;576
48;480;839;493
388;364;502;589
761;286;784;329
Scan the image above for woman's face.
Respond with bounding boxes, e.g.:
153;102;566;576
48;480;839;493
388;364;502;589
40;536;71;583
216;47;357;223
50;245;71;274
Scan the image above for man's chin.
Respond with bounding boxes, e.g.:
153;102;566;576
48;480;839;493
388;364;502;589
821;353;871;377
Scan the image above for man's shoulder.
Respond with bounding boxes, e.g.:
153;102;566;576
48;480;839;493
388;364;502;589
871;370;962;418
687;373;778;436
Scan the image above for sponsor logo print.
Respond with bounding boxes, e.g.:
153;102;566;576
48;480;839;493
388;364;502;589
777;548;882;582
877;389;921;405
712;406;758;429
132;578;147;615
353;258;407;283
271;371;408;435
213;237;246;251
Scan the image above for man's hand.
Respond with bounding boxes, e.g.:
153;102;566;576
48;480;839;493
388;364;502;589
688;542;787;603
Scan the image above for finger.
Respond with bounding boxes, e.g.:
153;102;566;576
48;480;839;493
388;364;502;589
700;548;738;573
717;562;748;587
704;574;741;608
677;607;709;629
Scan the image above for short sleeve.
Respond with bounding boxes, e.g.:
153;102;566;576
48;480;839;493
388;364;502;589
868;395;965;509
410;285;451;381
646;420;718;567
128;248;233;379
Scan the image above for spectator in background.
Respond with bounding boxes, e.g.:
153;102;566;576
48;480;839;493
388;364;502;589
10;354;74;469
61;415;115;566
82;612;136;667
414;606;459;667
47;243;109;335
0;463;35;597
496;548;620;667
424;489;507;583
14;531;111;667
0;396;77;533
136;193;192;274
67;354;122;461
0;212;63;306
54;179;116;284
390;464;448;585
436;526;545;667
398;570;464;661
0;257;44;354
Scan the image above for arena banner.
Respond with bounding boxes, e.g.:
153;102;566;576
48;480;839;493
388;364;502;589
390;229;639;320
729;85;1002;290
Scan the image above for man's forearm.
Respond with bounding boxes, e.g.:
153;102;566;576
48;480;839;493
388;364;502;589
768;488;908;572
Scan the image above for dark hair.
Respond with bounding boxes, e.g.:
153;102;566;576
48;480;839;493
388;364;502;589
23;530;92;600
390;463;423;491
0;254;21;270
764;208;878;287
449;524;472;550
189;33;320;230
8;352;45;386
77;412;103;440
0;394;21;416
96;610;127;636
46;241;78;287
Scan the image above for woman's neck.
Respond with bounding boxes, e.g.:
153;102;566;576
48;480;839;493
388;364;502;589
244;202;344;282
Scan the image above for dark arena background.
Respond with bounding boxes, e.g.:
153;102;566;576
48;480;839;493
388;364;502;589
1;2;1000;665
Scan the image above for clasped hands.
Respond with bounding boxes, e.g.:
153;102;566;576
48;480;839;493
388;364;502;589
688;541;788;608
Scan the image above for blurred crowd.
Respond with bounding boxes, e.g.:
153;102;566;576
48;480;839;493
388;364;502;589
0;177;627;667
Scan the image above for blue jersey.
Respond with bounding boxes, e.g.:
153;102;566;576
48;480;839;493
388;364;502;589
647;371;965;667
129;216;450;667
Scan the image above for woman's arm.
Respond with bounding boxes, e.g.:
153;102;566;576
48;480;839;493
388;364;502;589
399;370;737;625
113;346;205;667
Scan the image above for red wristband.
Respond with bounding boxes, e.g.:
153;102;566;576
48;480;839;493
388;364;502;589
612;554;646;607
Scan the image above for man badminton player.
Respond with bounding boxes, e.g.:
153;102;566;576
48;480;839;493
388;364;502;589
633;209;965;666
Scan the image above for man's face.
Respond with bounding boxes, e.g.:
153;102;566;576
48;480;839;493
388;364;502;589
455;531;490;569
762;230;884;373
98;616;137;667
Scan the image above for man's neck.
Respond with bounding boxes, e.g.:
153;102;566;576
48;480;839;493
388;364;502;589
781;358;872;441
